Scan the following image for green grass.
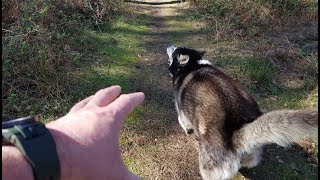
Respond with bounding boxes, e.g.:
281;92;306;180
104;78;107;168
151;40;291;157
215;57;274;87
61;14;151;103
213;56;318;111
303;89;318;108
238;143;318;180
125;106;144;128
123;156;143;175
256;87;316;110
2;12;152;122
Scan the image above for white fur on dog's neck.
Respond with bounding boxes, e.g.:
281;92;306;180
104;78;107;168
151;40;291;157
198;59;212;65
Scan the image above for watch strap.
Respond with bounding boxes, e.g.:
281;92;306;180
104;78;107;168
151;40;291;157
4;123;60;180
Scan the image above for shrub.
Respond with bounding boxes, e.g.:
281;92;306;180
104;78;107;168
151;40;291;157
2;0;124;119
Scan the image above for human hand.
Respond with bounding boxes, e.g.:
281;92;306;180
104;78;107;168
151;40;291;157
46;86;144;180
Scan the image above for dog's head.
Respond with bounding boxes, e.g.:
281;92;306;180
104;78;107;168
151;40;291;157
166;45;210;76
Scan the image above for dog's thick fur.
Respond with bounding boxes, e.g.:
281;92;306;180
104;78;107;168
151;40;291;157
166;45;318;180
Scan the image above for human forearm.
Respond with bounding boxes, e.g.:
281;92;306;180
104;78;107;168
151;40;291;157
2;146;33;180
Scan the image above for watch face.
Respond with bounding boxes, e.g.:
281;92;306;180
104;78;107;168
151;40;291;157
2;116;36;129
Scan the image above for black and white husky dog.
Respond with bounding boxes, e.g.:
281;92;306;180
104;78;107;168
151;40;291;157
166;45;318;180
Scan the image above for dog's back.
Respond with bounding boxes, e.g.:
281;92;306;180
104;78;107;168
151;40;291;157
167;45;318;180
168;46;263;179
177;65;262;150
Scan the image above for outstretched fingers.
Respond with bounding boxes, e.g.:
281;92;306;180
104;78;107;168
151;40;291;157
69;95;93;113
106;92;145;127
86;85;122;108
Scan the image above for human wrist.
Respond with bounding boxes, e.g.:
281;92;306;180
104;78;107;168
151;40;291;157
46;123;73;180
2;146;34;180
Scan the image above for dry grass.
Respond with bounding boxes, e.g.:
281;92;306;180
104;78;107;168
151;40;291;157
2;0;124;120
120;1;318;179
2;0;318;179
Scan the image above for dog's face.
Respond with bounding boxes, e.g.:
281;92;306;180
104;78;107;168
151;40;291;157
166;45;209;76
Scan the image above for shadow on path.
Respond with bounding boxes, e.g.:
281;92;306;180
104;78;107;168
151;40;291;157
124;0;184;5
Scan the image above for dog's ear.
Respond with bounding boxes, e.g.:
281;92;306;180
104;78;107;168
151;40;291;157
199;51;206;58
177;54;190;65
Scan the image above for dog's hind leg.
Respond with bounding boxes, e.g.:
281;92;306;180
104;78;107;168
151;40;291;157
199;162;240;180
240;147;262;168
198;151;241;180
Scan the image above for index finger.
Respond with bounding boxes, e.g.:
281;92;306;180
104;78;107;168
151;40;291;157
69;95;93;113
107;92;145;121
86;85;121;107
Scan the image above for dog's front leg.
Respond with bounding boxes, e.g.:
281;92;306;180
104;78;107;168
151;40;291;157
175;101;194;134
178;112;194;134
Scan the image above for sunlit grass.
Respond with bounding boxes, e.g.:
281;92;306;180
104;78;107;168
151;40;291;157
28;15;151;122
301;89;318;108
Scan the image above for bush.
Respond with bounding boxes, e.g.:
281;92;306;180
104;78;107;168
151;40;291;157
2;0;124;119
187;0;317;39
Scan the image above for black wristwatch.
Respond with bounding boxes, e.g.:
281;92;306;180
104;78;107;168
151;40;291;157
2;116;61;180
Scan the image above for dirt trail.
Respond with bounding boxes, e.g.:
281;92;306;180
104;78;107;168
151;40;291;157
120;1;317;180
120;2;203;180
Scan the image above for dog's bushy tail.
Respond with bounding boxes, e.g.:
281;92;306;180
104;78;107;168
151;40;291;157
234;109;318;153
